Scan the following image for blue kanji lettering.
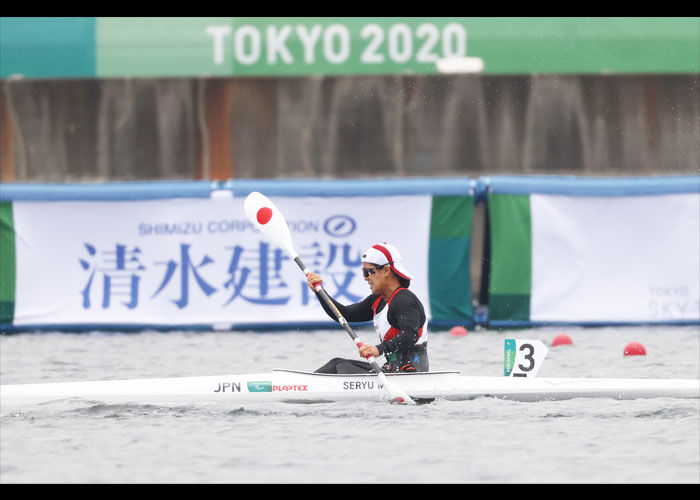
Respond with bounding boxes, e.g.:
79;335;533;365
223;242;291;305
79;243;146;309
151;243;217;309
300;242;363;305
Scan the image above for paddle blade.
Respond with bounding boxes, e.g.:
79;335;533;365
244;192;298;259
379;373;416;405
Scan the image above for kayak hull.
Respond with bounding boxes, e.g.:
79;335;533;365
1;369;698;407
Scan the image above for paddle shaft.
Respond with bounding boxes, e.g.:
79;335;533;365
293;256;386;375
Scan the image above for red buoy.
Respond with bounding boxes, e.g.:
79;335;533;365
449;326;469;337
624;341;646;356
551;333;573;347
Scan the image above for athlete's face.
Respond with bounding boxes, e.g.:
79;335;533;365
362;263;389;294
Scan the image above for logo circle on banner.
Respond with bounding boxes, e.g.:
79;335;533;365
323;215;357;237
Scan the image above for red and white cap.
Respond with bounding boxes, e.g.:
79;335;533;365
361;243;414;281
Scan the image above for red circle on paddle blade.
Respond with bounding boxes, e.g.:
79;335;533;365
256;207;273;225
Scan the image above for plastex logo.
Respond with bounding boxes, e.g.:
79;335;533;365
247;381;272;392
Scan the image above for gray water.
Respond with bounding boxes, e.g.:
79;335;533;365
1;325;698;484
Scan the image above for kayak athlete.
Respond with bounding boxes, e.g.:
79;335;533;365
307;243;429;374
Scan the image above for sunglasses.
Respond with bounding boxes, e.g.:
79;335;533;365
362;265;386;278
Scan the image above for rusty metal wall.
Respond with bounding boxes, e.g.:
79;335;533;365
1;74;698;183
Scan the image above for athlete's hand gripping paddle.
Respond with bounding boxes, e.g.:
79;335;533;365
244;191;415;405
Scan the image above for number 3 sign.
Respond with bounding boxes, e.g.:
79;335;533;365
504;339;549;377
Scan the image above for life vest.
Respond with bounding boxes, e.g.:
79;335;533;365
371;288;428;346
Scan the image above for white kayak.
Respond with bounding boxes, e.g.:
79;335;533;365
1;369;698;407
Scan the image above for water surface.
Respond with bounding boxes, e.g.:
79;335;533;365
1;326;698;483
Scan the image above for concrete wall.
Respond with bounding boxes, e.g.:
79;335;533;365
2;74;698;183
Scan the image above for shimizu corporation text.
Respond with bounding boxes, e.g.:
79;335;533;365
138;219;321;236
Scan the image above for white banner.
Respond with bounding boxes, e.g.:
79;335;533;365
13;195;432;327
530;193;700;322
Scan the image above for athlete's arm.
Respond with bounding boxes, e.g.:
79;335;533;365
317;293;376;323
307;271;376;322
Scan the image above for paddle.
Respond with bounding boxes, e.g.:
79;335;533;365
244;191;416;405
